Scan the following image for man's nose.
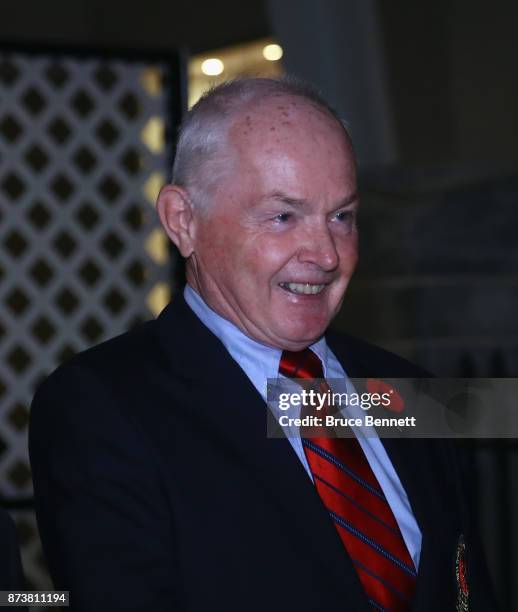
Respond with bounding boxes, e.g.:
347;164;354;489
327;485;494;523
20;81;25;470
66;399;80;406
297;222;339;270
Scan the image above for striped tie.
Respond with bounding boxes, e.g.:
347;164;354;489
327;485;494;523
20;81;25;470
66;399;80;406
280;348;417;612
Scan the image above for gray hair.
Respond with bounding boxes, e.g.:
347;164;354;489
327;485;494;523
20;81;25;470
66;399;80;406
172;76;350;211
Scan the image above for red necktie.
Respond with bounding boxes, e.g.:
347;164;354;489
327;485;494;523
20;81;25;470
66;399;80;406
279;348;417;612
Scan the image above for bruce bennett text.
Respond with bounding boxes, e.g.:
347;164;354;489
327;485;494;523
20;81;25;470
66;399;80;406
278;415;417;428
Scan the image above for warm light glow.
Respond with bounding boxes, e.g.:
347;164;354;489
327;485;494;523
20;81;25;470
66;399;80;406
262;44;283;61
188;39;284;108
140;117;165;154
145;229;169;265
146;282;170;315
140;67;162;97
201;58;224;76
142;171;165;206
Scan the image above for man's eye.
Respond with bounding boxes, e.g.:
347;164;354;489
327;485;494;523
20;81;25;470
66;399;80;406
274;213;292;223
334;210;354;223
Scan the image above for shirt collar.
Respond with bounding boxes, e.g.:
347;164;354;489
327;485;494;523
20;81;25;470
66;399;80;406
183;285;330;395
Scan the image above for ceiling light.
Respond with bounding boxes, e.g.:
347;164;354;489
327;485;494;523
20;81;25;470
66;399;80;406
201;58;224;76
262;44;283;61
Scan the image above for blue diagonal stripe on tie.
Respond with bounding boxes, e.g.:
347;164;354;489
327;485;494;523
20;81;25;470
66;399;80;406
329;510;417;577
314;473;400;536
368;598;386;611
352;557;412;604
303;439;386;501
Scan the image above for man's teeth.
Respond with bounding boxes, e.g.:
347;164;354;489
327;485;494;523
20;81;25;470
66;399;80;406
280;282;326;295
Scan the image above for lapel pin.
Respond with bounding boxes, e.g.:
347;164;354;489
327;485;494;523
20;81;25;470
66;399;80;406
455;533;469;611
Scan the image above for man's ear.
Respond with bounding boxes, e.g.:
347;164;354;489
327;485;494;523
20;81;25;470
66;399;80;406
156;185;195;258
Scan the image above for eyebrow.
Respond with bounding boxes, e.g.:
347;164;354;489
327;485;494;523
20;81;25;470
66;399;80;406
264;190;359;209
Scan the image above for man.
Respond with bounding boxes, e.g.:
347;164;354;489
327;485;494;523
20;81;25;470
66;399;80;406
30;77;496;611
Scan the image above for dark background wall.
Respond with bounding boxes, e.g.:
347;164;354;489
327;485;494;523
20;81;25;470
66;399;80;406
0;0;269;54
2;0;518;165
379;0;518;166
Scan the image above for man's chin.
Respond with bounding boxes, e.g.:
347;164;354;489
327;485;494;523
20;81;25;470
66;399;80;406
272;321;329;351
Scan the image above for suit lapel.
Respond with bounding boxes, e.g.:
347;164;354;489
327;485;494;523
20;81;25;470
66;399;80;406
155;296;371;610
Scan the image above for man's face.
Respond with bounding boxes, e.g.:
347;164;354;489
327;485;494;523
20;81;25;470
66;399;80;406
188;96;358;351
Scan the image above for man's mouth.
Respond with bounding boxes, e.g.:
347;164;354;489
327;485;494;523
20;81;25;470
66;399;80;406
279;282;327;295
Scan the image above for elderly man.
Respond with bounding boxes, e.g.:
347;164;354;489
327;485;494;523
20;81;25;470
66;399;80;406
30;78;496;611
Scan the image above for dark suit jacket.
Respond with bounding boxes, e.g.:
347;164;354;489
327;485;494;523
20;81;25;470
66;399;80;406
30;294;497;611
0;506;27;611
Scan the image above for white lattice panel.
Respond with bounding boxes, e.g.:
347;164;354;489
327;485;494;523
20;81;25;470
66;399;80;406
0;48;181;591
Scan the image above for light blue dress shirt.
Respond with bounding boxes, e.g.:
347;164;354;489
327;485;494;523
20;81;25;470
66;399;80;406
184;284;422;569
